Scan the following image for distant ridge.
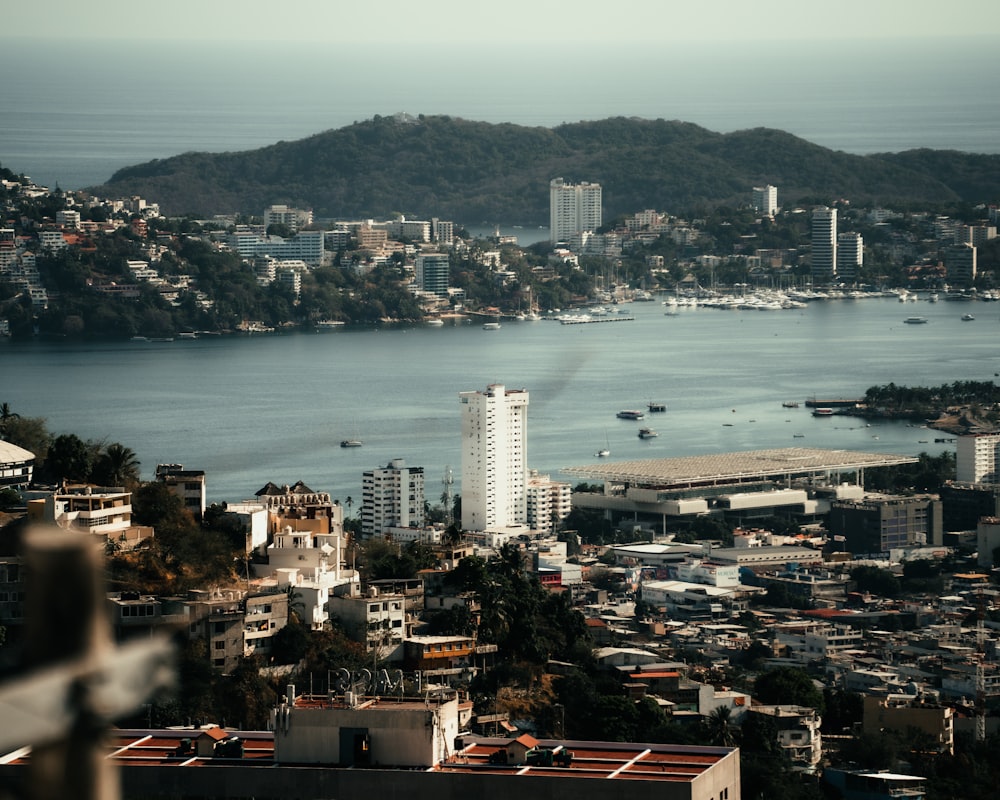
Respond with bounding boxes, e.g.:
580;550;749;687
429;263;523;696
95;115;1000;220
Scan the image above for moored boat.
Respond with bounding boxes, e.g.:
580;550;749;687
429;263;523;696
638;427;658;439
340;439;363;448
903;317;928;324
616;409;645;420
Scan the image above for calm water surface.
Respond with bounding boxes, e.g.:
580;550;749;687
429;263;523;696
3;297;996;502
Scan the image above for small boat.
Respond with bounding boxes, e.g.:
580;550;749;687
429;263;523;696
177;331;198;339
316;320;345;329
340;439;363;448
595;447;610;457
903;317;928;324
647;402;667;413
782;401;800;408
616;409;645;420
425;317;445;326
482;321;501;330
638;428;658;439
812;408;835;417
961;313;975;321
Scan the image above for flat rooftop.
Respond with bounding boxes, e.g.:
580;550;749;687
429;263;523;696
441;738;733;783
561;447;918;488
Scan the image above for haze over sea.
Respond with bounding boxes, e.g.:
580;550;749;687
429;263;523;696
1;37;999;192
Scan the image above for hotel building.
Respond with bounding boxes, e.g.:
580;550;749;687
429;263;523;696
459;384;529;532
549;178;602;243
810;207;837;284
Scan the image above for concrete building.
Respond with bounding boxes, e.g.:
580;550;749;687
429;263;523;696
155;463;206;519
549;178;602;243
862;694;954;754
264;204;313;232
0;441;34;489
744;705;822;770
751;185;778;217
416;253;450;297
836;232;863;283
525;471;571;534
977;517;1000;568
39;485;153;550
810;207;837;284
957;431;1000;484
459;384;529;532
564;448;917;535
361;459;426;539
328;586;406;659
945;243;976;287
828;494;943;554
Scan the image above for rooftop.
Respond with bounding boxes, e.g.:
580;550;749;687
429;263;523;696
441;737;734;783
562;447;918;488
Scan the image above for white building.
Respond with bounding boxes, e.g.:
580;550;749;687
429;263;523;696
957;432;1000;484
264;204;313;232
328;586;406;658
361;458;426;539
811;207;837;284
154;463;207;519
459;384;529;532
525;471;572;534
751;185;778;217
0;441;35;489
549;178;602;243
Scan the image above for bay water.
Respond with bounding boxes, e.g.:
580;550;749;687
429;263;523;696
2;298;995;504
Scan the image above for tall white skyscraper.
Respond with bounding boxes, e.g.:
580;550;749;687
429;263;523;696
361;458;426;539
550;178;602;243
811;207;837;284
751;185;778;217
459;384;529;532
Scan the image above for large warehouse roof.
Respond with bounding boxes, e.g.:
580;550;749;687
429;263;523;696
561;447;918;488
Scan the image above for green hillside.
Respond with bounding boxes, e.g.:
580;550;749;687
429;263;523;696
95;115;999;221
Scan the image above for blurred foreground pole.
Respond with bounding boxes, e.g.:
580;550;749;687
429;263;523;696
24;529;118;800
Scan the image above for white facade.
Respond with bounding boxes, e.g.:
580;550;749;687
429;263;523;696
751;185;778;217
459;384;529;532
264;204;313;231
957;432;1000;483
361;458;426;539
526;472;572;534
810;207;837;283
549;178;602;243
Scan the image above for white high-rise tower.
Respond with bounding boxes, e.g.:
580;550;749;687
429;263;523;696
459;384;529;532
550;178;602;243
811;207;837;284
751;185;778;217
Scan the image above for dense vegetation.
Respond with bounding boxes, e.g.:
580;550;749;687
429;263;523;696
96;115;1000;219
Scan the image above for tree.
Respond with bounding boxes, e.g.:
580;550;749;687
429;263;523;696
43;433;96;483
706;705;736;747
754;666;825;712
0;403;20;438
2;414;48;456
92;442;141;488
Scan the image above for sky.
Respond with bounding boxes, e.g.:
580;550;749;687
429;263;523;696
4;0;1000;43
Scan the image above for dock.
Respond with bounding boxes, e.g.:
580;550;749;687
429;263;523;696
804;398;861;408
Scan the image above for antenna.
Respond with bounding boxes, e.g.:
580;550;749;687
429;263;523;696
442;465;454;527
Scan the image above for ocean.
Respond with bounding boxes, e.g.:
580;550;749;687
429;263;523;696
2;298;995;504
1;36;998;193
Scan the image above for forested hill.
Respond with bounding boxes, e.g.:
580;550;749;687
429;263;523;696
95;115;1000;221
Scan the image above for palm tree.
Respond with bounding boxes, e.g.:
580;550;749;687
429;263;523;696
98;443;141;487
345;496;353;518
706;705;736;747
0;403;19;439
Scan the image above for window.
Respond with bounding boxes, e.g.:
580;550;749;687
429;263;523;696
214;641;225;650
